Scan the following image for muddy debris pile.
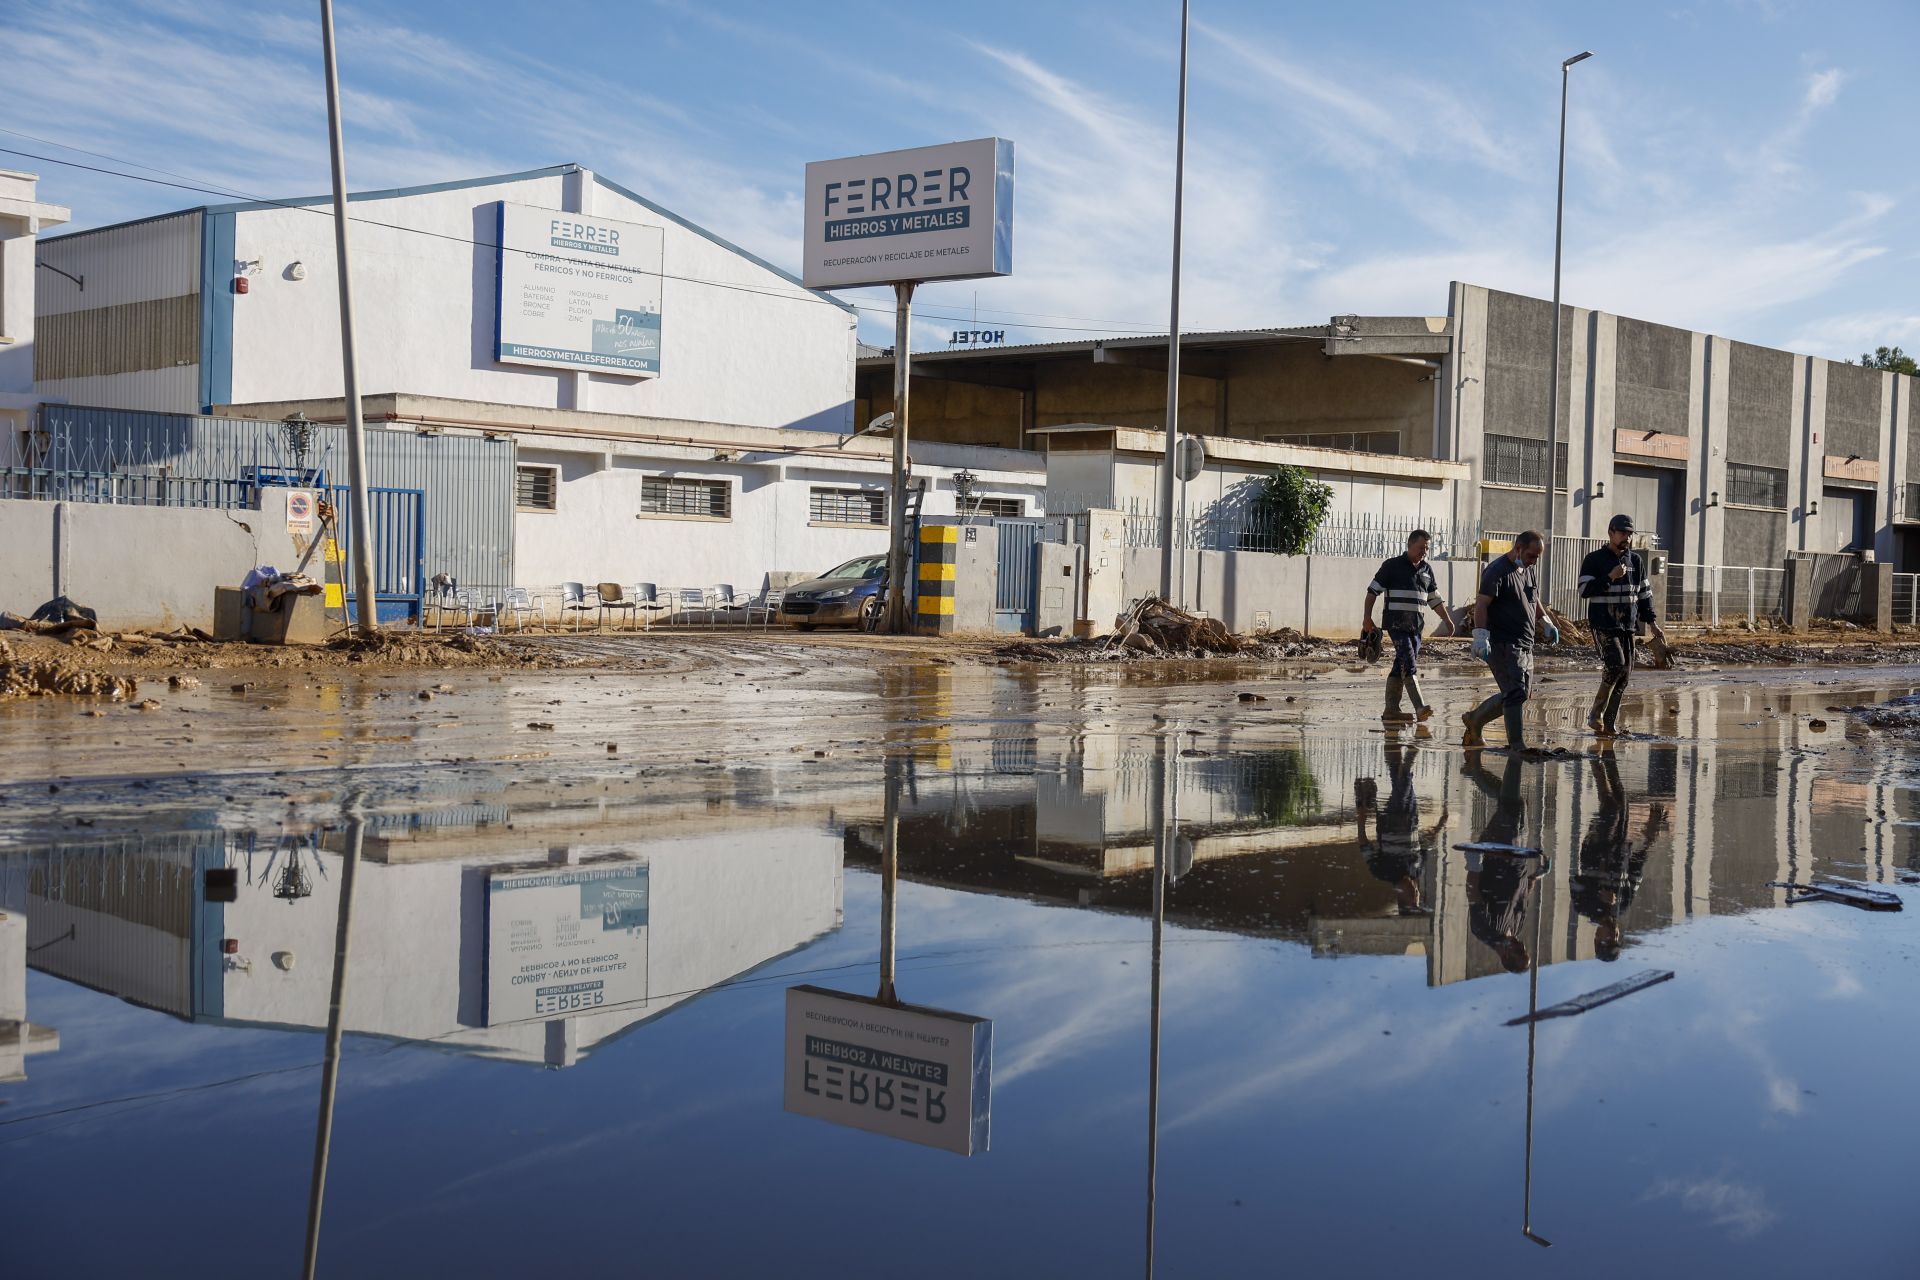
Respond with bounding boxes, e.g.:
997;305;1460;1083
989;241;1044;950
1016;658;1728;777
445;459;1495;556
0;637;138;702
1837;692;1920;738
998;598;1346;663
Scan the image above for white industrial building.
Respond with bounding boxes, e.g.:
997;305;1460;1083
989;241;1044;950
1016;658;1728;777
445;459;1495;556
0;170;68;439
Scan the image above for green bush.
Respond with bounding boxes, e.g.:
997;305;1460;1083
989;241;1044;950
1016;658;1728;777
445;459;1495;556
1252;465;1334;556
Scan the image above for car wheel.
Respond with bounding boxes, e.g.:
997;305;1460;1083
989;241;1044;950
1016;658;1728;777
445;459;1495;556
861;596;885;632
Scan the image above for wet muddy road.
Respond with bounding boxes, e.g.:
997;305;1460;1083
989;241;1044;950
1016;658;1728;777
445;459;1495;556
2;656;1917;1277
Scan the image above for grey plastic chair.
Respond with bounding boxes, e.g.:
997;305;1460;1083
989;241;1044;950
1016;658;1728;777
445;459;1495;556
560;581;595;631
633;583;669;627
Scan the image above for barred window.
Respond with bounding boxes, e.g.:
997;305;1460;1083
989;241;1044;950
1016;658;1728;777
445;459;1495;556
514;465;557;512
1906;482;1920;522
809;486;886;525
1726;463;1787;509
641;476;730;519
1483;435;1569;489
971;496;1025;519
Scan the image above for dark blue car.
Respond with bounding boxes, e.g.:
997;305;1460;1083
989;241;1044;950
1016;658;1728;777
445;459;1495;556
778;554;888;630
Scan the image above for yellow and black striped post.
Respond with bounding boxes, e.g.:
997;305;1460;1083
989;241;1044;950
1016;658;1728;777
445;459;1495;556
916;524;958;635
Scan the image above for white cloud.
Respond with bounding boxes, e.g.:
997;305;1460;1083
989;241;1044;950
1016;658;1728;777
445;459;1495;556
1644;1174;1778;1239
1803;67;1845;110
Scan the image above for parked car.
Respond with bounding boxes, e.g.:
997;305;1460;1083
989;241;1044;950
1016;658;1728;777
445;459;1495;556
778;554;888;630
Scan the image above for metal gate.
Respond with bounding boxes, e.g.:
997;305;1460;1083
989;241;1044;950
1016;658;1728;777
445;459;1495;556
325;485;427;623
993;516;1068;633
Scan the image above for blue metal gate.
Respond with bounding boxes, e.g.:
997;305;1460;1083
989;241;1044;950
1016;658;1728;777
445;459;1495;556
993;516;1067;633
325;485;427;624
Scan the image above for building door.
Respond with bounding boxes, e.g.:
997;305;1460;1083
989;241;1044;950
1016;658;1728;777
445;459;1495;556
1610;465;1683;553
1818;487;1873;554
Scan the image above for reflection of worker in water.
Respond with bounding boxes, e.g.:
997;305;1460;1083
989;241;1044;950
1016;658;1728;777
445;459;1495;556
1569;752;1666;961
1463;752;1543;973
1355;740;1447;913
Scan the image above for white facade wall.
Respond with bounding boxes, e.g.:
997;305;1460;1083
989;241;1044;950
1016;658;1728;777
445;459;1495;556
1;170;71;424
514;436;1046;595
224;168;856;432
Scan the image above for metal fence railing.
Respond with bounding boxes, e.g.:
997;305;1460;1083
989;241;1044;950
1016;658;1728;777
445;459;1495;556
1661;564;1787;627
1894;573;1919;627
1118;503;1478;561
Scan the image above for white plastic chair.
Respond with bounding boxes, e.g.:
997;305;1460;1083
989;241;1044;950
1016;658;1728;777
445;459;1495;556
499;587;535;632
676;587;710;624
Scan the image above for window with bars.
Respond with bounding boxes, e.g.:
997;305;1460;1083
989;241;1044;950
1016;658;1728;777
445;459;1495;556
1903;482;1920;522
971;496;1026;519
1483;434;1568;489
809;486;887;525
640;475;731;519
514;465;557;512
1726;463;1788;510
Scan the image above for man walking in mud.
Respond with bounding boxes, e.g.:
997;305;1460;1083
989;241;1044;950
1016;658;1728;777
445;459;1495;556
1362;529;1456;723
1578;514;1667;736
1463;532;1558;750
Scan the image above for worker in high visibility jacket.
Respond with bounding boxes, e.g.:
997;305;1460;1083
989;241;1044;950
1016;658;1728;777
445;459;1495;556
1362;529;1456;723
1577;513;1666;736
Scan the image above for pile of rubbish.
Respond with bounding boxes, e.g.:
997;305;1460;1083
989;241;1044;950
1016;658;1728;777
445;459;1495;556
1838;692;1920;739
998;597;1347;663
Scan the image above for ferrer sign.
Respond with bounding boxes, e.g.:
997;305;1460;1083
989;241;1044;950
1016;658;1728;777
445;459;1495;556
802;138;1013;290
495;201;664;376
485;863;650;1025
783;985;992;1155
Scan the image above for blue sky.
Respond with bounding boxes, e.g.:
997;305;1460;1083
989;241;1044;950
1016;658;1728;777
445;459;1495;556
5;0;1916;358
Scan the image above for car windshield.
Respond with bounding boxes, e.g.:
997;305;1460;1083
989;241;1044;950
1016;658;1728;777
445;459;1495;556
820;555;885;581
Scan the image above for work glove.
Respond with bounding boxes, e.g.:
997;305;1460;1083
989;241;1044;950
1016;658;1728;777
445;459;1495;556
1540;617;1561;647
1470;629;1492;662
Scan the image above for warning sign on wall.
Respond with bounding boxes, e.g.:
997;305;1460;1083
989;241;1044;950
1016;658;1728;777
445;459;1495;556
286;489;316;534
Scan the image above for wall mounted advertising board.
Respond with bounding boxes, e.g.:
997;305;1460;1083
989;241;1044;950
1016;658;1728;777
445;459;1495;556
495;201;664;376
782;985;992;1155
485;863;649;1025
801;138;1013;289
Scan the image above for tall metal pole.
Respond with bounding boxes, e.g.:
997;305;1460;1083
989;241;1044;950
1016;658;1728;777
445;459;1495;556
302;808;365;1279
885;282;916;634
1145;729;1170;1278
1541;51;1591;610
320;0;379;639
1156;0;1191;604
878;754;901;1005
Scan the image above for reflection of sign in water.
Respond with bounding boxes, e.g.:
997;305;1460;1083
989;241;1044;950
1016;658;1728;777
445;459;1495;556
783;985;991;1155
495;201;665;376
485;864;649;1025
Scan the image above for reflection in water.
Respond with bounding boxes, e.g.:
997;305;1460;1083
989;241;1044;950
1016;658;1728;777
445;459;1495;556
3;679;1918;1272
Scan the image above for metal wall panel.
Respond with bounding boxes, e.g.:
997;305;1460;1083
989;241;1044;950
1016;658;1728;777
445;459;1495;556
35;211;203;316
22;405;514;591
34;293;199;380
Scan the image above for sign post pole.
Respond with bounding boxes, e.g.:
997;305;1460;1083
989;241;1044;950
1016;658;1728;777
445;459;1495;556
1157;0;1192;607
885;282;915;635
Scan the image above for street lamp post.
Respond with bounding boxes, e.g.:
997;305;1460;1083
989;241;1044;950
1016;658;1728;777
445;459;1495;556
1542;50;1591;611
1157;0;1191;605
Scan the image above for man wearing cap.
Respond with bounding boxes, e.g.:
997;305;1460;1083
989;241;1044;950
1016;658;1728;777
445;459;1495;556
1362;529;1456;724
1462;531;1558;750
1578;514;1666;736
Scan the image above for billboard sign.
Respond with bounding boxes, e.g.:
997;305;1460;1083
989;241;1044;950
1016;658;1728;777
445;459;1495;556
485;863;649;1025
783;985;992;1155
802;138;1013;289
495;202;664;376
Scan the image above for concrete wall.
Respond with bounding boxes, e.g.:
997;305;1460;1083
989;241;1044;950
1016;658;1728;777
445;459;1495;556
0;489;302;629
1121;545;1475;636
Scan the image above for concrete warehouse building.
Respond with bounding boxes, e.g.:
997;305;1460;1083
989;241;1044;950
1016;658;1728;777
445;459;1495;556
860;283;1920;572
0;170;69;439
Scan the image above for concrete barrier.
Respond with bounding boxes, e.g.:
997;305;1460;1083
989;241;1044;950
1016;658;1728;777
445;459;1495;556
0;492;303;631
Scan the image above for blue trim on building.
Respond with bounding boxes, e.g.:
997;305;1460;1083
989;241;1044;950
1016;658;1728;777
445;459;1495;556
492;200;506;365
198;210;235;411
992;138;1016;277
591;173;857;315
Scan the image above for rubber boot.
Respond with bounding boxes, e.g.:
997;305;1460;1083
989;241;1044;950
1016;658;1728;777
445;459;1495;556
1382;677;1413;723
1462;692;1503;748
1602;674;1628;733
1587;683;1613;735
1503;703;1527;752
1405;676;1433;721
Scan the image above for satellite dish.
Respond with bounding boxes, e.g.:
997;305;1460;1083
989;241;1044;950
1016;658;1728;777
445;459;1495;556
1175;435;1206;483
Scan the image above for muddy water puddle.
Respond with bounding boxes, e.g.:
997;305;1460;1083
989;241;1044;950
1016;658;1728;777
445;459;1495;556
2;664;1917;1276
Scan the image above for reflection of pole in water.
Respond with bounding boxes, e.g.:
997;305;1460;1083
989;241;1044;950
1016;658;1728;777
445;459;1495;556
302;808;365;1280
879;755;901;1007
1145;731;1172;1278
1522;760;1551;1249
